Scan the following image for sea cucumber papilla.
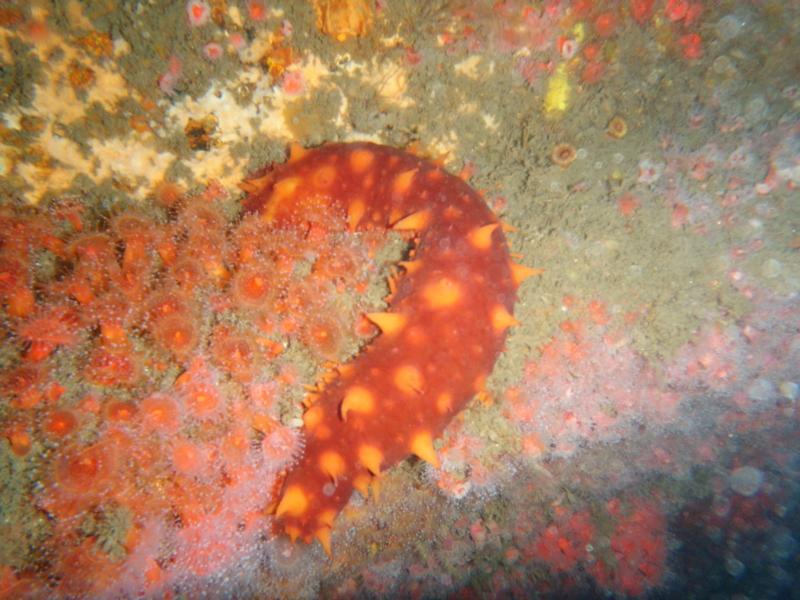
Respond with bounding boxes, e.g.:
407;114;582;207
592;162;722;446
243;142;533;554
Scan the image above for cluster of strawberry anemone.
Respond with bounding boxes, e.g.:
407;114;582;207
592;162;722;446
0;180;389;595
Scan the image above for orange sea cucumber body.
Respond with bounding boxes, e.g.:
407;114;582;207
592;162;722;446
245;142;520;552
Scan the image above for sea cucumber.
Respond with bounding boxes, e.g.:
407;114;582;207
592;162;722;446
243;142;531;554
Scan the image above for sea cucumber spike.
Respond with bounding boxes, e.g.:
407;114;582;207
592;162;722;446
436;392;453;414
500;220;518;233
347;198;366;231
394;365;423;395
422;277;462;309
319;450;346;482
353;473;371;497
468;223;500;250
288;142;308;162
510;262;543;286
392;209;431;231
340;386;375;420
311;164;337;189
349;148;374;173
337;363;356;378
263;176;302;222
303;404;324;429
275;485;309;518
490;305;520;332
398;260;423;274
387;271;399;296
237;174;271;194
358;444;383;476
321;370;338;384
318;508;337;529
410;431;440;468
365;312;407;336
392;168;417;195
369;477;382;501
315;526;333;557
285;524;301;542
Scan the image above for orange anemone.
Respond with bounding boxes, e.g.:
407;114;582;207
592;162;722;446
152;315;199;357
300;314;345;360
145;290;192;322
140;393;181;433
171;439;209;476
182;382;221;418
106;401;138;423
231;266;276;309
54;439;119;496
44;409;78;437
84;346;139;387
210;329;256;382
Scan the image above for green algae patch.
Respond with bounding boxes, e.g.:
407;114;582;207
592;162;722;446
283;88;343;145
0;440;51;570
0;37;43;112
79;503;134;562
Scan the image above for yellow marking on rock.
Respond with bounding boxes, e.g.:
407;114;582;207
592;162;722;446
365;312;407;336
275;485;308;518
312;164;337;189
358;444;383;476
315;526;332;558
349;148;374;173
347;197;366;231
490;304;519;332
392;168;417;195
423;277;462;309
510;262;543;286
341;385;375;420
410;431;440;468
319;450;346;482
468;223;499;250
436;392;453;414
394;364;423;395
392;209;431;231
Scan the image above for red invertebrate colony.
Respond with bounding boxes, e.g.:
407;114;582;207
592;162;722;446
244;142;532;553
